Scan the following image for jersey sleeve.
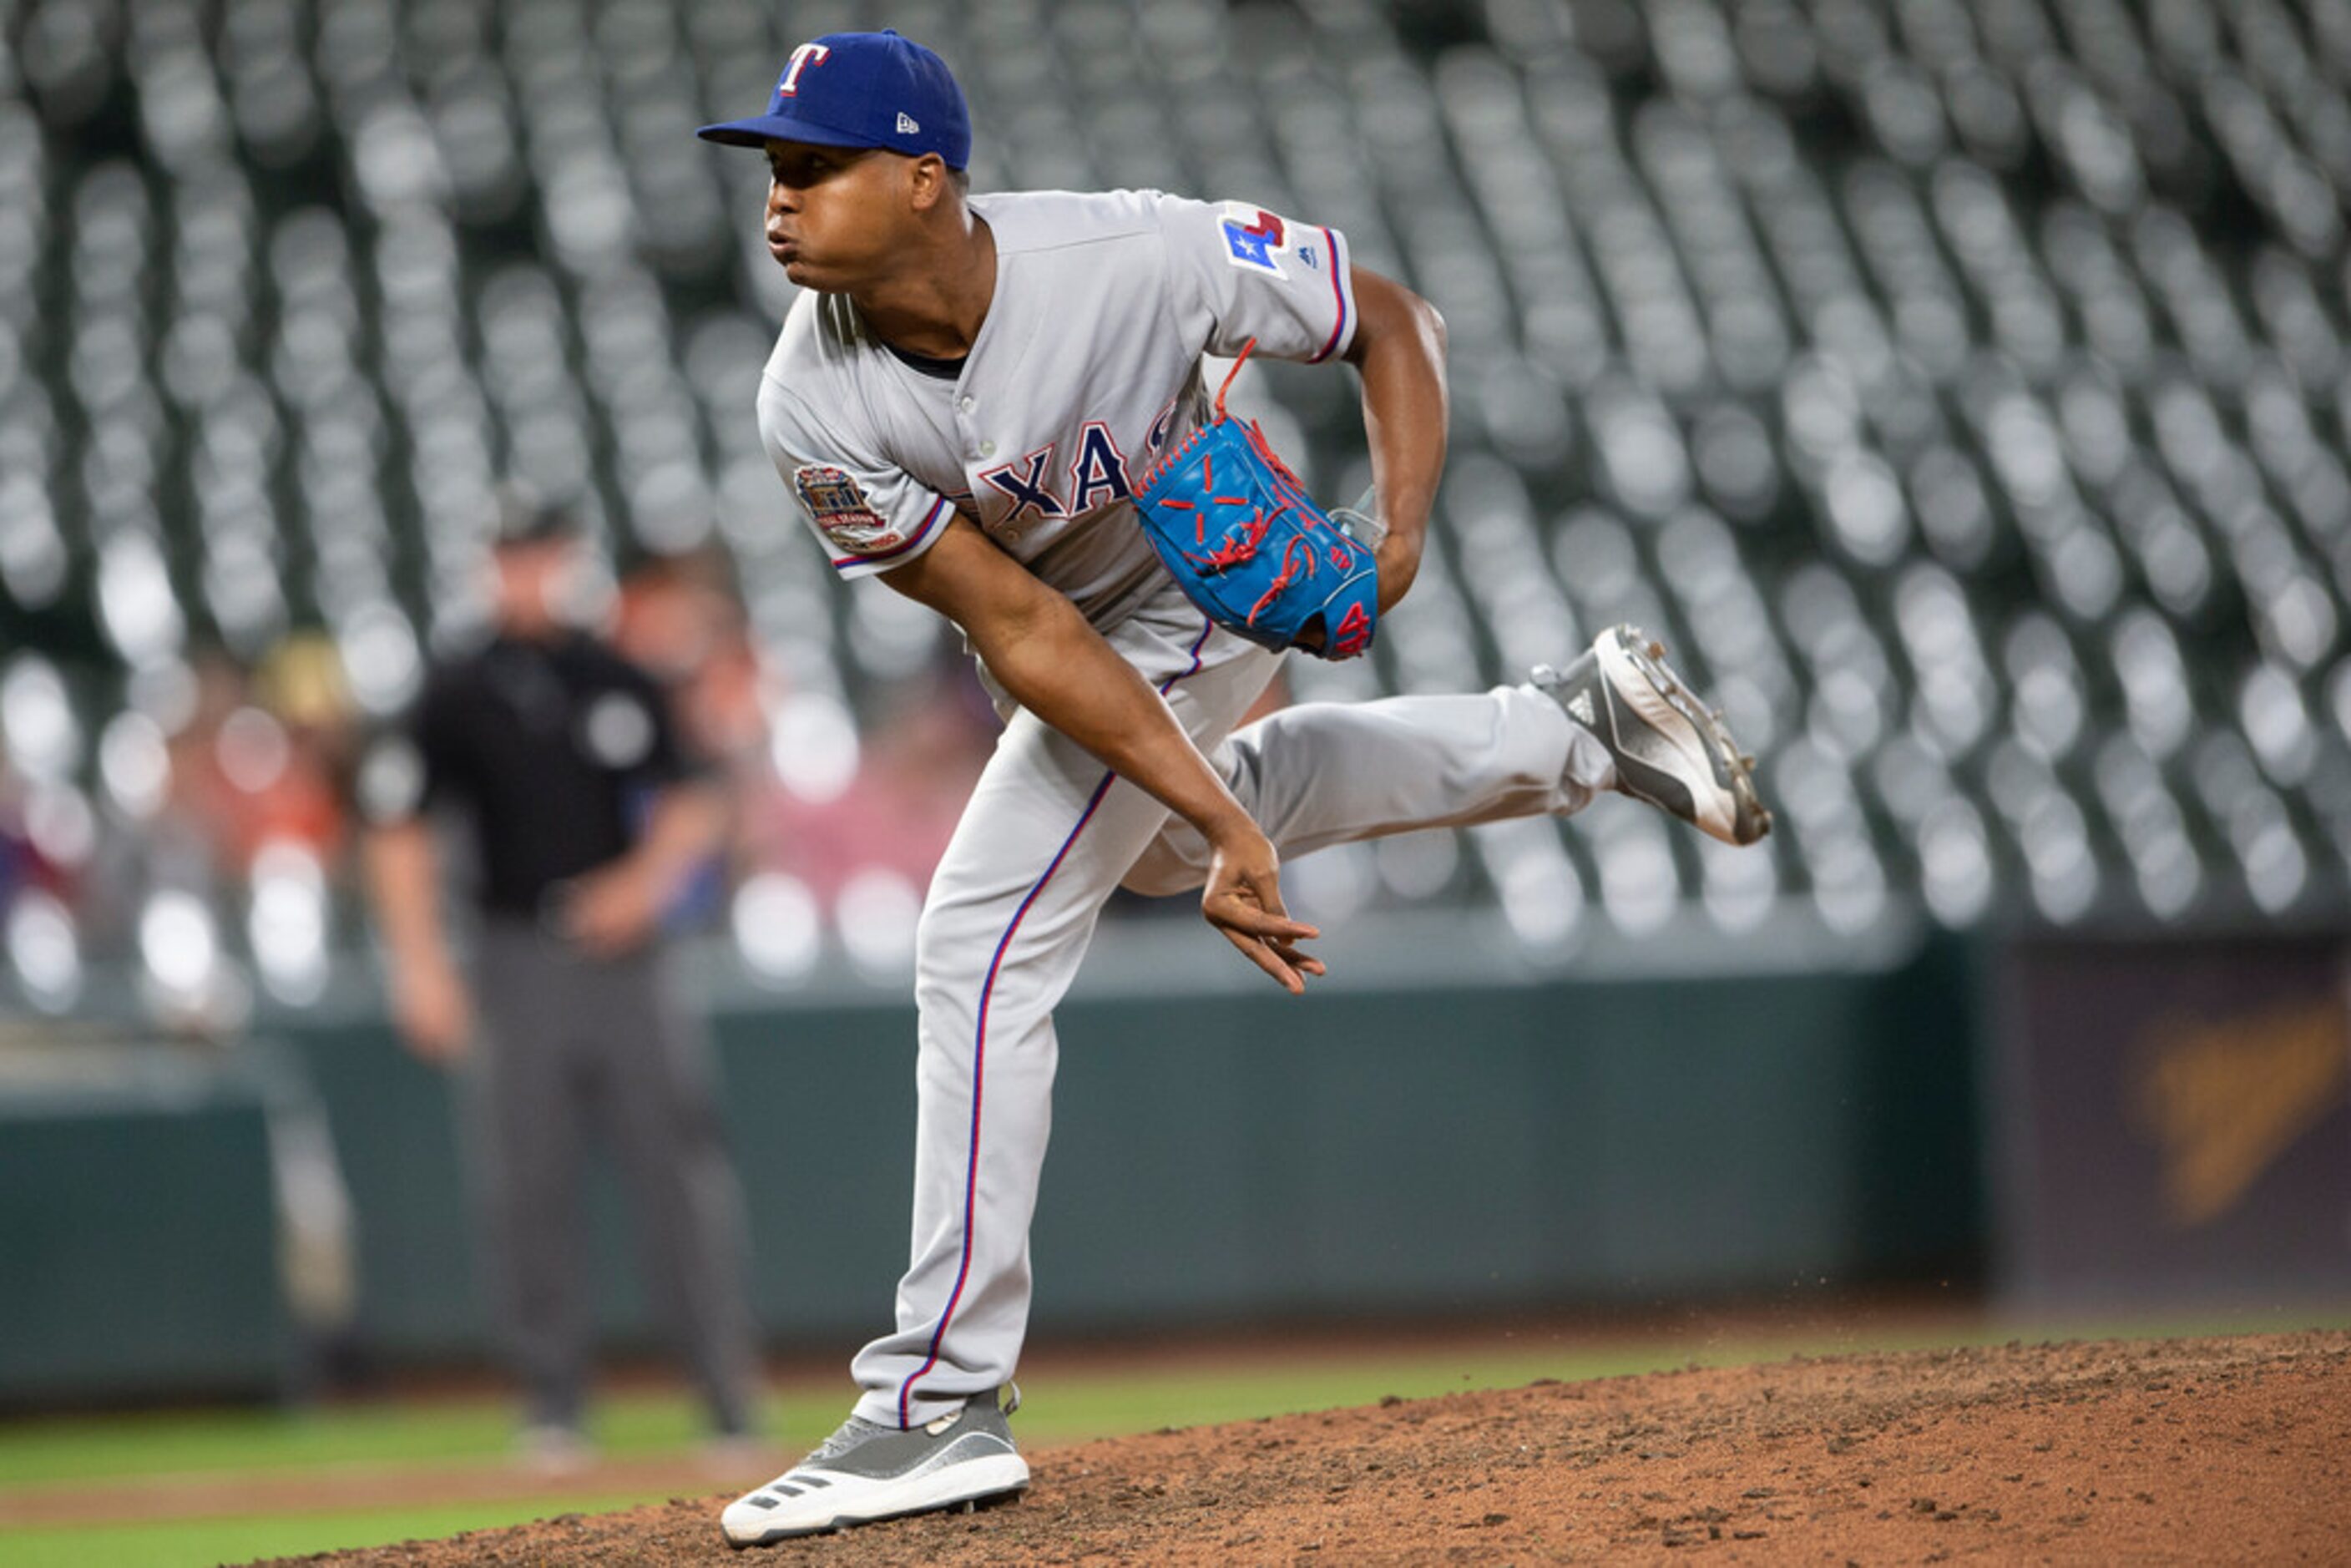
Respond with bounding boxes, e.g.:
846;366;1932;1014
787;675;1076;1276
759;377;956;580
1156;194;1358;365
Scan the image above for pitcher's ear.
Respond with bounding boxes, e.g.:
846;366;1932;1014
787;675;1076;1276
908;152;958;212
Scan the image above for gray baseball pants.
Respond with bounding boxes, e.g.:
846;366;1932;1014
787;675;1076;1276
464;921;761;1435
852;584;1615;1428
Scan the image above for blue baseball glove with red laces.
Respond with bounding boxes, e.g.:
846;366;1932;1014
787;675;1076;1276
1131;341;1379;660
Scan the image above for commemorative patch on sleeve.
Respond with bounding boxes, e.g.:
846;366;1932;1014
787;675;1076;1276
794;463;903;554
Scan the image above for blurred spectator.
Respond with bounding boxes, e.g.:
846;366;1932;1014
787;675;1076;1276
750;663;995;908
356;498;761;1467
0;743;68;914
159;645;346;881
613;546;767;772
614;547;766;928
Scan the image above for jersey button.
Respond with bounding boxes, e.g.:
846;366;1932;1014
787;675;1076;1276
957;396;974;412
978;440;996;457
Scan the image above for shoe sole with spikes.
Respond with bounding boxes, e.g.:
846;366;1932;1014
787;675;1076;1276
1533;624;1772;847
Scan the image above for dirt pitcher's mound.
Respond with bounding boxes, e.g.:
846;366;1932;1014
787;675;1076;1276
266;1331;2350;1565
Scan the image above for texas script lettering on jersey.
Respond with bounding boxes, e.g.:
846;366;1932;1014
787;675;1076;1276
977;397;1185;525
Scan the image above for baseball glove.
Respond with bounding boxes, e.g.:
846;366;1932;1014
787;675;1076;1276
1131;341;1379;660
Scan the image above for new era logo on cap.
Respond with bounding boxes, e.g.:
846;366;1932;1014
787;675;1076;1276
695;29;973;170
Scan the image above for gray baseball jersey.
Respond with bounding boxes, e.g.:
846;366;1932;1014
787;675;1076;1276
758;190;1357;627
751;186;1612;1433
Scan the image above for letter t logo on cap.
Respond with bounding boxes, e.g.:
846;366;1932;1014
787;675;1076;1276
777;41;831;96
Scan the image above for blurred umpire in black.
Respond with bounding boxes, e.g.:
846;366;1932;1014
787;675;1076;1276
357;497;761;1464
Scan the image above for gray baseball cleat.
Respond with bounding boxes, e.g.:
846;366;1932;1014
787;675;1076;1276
1533;623;1772;847
720;1387;1029;1547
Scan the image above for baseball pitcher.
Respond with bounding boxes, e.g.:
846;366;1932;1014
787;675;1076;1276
699;29;1768;1545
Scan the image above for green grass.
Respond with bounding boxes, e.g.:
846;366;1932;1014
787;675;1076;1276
3;1304;2344;1568
0;1397;715;1490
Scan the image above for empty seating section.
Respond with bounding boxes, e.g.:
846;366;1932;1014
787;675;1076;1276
5;0;2351;999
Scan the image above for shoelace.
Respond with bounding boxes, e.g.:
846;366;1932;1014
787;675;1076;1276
805;1415;891;1464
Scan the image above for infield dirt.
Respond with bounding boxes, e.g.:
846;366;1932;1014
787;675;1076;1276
260;1330;2348;1565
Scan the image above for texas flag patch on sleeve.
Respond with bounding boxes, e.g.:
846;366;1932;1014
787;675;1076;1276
794;463;902;554
1219;202;1289;276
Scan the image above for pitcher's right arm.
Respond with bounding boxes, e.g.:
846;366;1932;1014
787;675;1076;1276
882;518;1324;993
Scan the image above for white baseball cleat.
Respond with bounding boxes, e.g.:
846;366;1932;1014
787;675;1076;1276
720;1388;1029;1547
1534;624;1772;847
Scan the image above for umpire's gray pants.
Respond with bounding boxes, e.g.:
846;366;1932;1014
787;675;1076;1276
463;921;760;1434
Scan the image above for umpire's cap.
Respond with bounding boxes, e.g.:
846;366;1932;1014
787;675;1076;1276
492;489;581;550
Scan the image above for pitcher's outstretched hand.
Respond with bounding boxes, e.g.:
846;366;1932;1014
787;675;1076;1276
1201;821;1323;994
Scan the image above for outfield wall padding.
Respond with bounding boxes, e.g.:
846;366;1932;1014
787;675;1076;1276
286;928;1983;1367
0;1045;288;1404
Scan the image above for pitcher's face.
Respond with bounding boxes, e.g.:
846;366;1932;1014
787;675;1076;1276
763;142;918;291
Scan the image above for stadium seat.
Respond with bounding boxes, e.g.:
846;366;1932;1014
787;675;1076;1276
13;0;2351;1006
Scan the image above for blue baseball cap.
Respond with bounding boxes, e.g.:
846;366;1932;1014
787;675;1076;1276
696;29;972;171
